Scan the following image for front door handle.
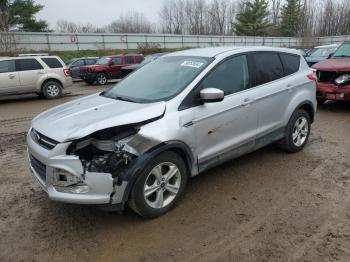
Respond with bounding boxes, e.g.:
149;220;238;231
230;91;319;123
8;74;15;79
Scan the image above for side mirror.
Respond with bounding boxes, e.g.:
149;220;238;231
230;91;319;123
200;88;224;103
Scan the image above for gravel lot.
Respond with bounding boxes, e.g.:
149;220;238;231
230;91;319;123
0;82;350;262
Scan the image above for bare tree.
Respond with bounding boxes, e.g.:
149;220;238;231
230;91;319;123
270;0;282;25
106;12;154;33
159;0;236;35
56;19;102;33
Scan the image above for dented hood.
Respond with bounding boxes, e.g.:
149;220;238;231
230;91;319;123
32;93;165;142
312;58;350;71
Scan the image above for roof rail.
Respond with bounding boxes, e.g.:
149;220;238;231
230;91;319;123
17;53;49;57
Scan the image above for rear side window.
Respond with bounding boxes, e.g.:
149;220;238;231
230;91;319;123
201;55;250;96
125;56;134;64
85;59;96;65
41;58;64;68
0;60;15;73
135;56;143;63
253;52;284;86
16;59;43;71
71;60;84;67
279;54;300;76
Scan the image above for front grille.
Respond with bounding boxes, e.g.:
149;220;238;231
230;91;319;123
29;154;47;183
30;129;58;150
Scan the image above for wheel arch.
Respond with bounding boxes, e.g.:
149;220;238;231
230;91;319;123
298;102;315;123
117;140;197;205
41;78;63;93
285;100;316;126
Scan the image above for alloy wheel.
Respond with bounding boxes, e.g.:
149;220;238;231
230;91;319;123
292;116;309;147
97;74;107;85
46;84;59;97
143;162;181;209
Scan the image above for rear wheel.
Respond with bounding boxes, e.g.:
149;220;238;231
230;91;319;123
96;73;108;85
280;109;311;153
42;81;62;99
128;151;188;218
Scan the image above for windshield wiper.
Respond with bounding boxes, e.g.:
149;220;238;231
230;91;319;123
114;96;137;103
333;55;350;58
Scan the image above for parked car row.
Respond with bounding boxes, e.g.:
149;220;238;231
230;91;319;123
63;53;168;85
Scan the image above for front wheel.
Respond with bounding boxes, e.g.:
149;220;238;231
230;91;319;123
280;109;311;153
42;81;62;99
96;73;108;85
128;151;188;218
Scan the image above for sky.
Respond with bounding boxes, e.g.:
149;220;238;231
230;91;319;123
35;0;164;29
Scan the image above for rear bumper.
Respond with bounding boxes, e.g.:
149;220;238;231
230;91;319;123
316;82;350;101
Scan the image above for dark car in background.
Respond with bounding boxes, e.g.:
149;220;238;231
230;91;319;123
305;44;339;67
66;57;98;80
121;53;168;77
80;54;144;85
312;42;350;104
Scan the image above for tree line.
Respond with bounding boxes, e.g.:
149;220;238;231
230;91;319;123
2;0;350;37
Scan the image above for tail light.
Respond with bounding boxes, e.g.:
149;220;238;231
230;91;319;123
63;69;70;77
307;73;317;82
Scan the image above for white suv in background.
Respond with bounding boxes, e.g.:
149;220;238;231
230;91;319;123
0;56;73;99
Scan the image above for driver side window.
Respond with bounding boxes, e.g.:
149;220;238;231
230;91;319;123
179;55;250;111
112;57;122;65
201;55;250;96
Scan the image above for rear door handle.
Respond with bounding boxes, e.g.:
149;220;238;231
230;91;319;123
8;74;15;79
38;71;45;74
242;98;254;106
287;83;294;92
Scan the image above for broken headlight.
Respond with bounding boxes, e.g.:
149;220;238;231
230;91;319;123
335;74;350;85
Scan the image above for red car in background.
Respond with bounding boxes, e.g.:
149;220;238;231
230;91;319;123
312;42;350;104
80;54;144;85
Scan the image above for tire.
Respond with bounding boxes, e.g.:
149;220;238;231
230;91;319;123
85;79;95;85
128;151;188;218
42;81;62;99
280;109;311;153
96;73;108;85
317;98;326;105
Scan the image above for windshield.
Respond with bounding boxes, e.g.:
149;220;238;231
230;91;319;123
96;57;110;65
65;59;76;66
102;56;212;103
309;47;337;57
333;43;350;57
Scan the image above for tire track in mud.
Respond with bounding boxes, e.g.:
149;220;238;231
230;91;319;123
184;155;350;262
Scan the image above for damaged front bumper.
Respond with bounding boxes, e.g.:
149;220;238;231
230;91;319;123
26;129;128;206
316;82;350;101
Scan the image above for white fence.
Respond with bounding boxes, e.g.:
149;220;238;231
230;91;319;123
3;32;350;52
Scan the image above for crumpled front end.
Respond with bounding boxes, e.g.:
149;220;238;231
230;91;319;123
316;70;350;101
26;124;159;207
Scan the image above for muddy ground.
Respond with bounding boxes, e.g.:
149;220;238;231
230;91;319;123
0;82;349;262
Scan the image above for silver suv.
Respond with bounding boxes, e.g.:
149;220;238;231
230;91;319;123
0;56;73;99
27;47;316;218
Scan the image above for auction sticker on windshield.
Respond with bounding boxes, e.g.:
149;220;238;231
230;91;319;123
181;61;204;68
